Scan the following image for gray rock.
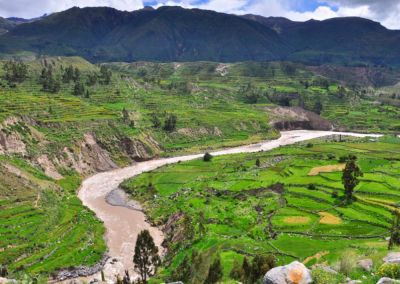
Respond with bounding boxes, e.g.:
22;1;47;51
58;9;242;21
56;256;109;281
263;261;312;284
357;258;373;271
383;252;400;264
0;278;17;284
377;277;400;284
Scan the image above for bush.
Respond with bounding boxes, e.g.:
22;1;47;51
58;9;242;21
339;250;356;276
204;152;213;162
327;154;336;160
312;268;344;284
378;263;400;279
306;143;313;148
308;184;316;190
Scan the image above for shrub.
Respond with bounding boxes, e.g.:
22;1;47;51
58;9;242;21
327;154;336;160
204;152;213;162
312;268;344;284
339;250;356;276
378;263;400;279
308;184;316;190
230;259;245;281
306;143;313;148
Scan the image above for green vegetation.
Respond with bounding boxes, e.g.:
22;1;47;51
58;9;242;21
0;160;105;278
1;56;400;280
122;136;400;283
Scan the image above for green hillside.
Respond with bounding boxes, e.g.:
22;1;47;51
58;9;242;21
122;135;400;283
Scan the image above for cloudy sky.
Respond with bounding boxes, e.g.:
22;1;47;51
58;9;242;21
0;0;399;29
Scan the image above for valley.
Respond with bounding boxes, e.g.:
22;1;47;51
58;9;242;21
79;130;384;283
0;35;399;283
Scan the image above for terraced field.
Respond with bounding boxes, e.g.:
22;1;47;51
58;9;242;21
0;158;105;280
1;57;400;281
122;135;400;283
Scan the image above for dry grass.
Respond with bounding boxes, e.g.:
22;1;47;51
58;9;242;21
303;250;329;264
318;212;342;225
284;216;311;224
308;164;345;176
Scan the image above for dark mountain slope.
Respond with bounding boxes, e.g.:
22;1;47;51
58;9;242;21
0;17;15;34
245;15;400;66
0;6;287;62
1;7;400;66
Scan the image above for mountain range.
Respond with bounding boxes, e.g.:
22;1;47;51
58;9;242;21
1;6;400;66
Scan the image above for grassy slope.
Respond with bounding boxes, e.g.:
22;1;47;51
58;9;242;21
122;136;400;283
0;158;105;279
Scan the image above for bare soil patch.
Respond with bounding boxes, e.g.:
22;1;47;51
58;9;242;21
308;164;345;176
318;212;342;225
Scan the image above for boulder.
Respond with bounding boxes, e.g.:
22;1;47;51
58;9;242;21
263;261;312;284
383;252;400;264
0;278;17;284
377;277;400;284
357;258;373;271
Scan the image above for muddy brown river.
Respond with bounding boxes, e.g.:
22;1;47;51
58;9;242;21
78;130;381;283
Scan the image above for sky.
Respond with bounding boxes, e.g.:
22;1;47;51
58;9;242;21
0;0;399;29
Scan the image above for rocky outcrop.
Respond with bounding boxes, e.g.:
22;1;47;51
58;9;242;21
56;256;109;281
162;212;186;249
265;106;333;131
37;154;63;180
54;133;117;175
263;261;312;284
0;117;27;155
120;137;155;161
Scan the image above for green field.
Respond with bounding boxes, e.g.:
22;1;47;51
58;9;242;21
122;136;400;283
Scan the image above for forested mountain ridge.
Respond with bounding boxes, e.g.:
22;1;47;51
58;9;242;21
1;6;400;66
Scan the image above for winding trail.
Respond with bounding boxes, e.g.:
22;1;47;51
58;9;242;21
78;130;381;282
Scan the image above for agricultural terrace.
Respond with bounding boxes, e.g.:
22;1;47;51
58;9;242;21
122;135;400;283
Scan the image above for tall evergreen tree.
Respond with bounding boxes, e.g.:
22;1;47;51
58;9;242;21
342;155;363;203
133;230;160;284
73;81;85;97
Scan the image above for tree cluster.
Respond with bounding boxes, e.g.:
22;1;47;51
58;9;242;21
62;65;80;83
230;255;275;284
3;60;28;85
151;113;178;132
39;66;61;93
100;65;112;84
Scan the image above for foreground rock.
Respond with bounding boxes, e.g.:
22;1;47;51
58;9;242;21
263;261;312;284
377;278;400;284
383;252;400;264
